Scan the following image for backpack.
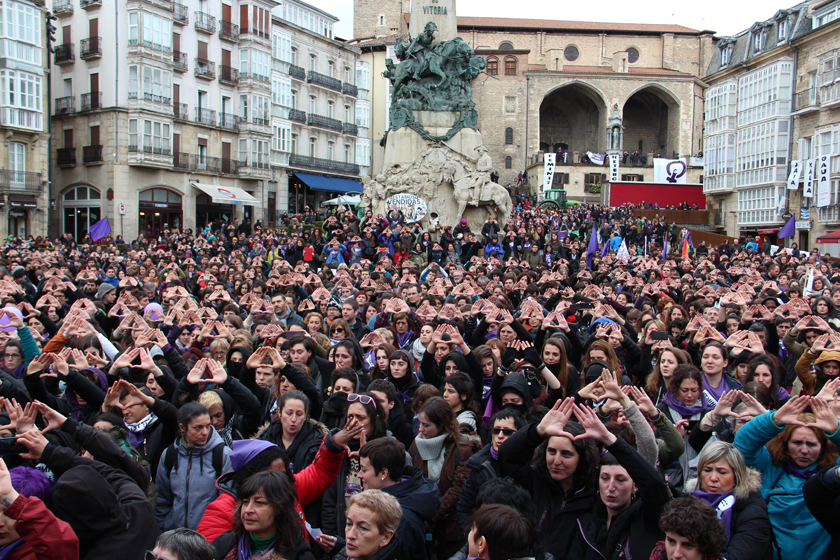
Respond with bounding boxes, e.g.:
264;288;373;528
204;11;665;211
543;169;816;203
163;442;225;480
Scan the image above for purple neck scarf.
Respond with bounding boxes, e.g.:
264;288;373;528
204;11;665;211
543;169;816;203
692;490;735;541
490;446;499;460
784;463;818;480
663;391;709;416
237;533;276;560
0;540;23;560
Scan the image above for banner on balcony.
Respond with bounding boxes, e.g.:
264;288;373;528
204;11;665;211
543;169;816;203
586;152;606;165
542;154;556;192
653;158;687;184
386;194;427;223
817;154;833;207
787;159;802;190
609;154;620;182
804;159;817;198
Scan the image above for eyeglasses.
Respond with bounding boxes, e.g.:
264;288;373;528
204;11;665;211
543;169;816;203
347;393;376;408
331;328;344;334
491;427;516;437
3;353;20;359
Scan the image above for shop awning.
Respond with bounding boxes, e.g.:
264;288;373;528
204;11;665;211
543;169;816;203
8;195;37;208
191;182;259;206
293;172;363;194
816;230;840;243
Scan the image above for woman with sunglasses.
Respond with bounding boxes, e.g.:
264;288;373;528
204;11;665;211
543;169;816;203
319;392;390;555
329;320;352;345
409;397;474;560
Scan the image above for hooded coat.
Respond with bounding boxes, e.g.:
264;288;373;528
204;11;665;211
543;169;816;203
381;465;441;560
258;418;327;475
155;427;233;531
44;446;159;560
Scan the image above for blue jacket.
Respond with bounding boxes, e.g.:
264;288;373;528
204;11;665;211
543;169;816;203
377;233;398;256
734;411;840;560
155;428;232;531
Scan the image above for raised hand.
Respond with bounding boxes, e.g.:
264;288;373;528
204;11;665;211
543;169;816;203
536;397;576;438
711;390;740;419
333;418;366;451
808;396;840;434
627;386;657;417
772;394;809;427
573;403;617;445
32;401;67;433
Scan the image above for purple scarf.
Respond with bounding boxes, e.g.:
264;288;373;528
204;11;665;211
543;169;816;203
396;329;413;351
783;463;818;480
0;540;22;560
237;533;276;560
663;391;709;416
490;446;499;460
692;489;735;541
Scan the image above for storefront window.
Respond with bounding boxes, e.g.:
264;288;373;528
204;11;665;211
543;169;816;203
139;188;182;239
62;186;101;240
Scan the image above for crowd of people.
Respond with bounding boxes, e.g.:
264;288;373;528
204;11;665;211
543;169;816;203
0;199;838;560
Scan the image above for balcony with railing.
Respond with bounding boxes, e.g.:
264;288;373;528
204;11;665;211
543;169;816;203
128;143;173;167
173;50;187;72
289;154;359;176
57;148;76;168
343;123;358;136
239;159;271;178
342;83;358;97
307;71;342;92
174;152;189;170
219;65;239;86
55;96;74;115
288;109;306;123
271;150;290;166
80;0;101;9
195;58;215;80
221;158;241;175
308;113;343;132
288;65;305;81
172;2;188;24
195;11;216;34
0;170;42;193
83;145;103;165
173;102;188;121
53;0;73;15
81;92;102;111
192;154;222;174
794;89;819;114
220;20;239;42
54;43;74;65
140;0;174;10
220;113;238;130
195;107;216;127
80;37;102;59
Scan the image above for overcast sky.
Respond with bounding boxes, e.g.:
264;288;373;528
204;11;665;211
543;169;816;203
323;0;787;40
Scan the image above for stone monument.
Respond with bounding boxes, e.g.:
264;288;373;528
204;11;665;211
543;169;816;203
359;6;512;230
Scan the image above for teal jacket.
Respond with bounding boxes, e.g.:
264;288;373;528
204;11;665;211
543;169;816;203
734;411;840;560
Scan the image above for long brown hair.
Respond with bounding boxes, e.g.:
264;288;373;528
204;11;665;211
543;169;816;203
233;472;301;556
766;414;839;469
646;347;690;397
584;340;621;373
541;337;568;392
418;396;459;444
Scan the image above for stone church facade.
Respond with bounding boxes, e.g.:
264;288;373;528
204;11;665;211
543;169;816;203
352;5;716;192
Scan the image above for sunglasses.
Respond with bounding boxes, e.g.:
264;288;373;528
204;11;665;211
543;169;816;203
331;328;344;333
347;393;376;408
491;427;516;436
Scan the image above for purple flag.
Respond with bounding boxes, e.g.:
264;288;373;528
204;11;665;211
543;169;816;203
89;217;111;242
601;238;609;257
779;216;796;239
586;223;598;268
662;235;668;262
686;231;693;249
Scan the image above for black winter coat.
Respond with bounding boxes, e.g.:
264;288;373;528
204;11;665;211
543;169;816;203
804;466;840;560
455;445;501;531
382;465;441;560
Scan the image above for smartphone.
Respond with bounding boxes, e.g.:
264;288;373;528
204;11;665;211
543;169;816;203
686;420;700;432
0;438;26;455
651;331;669;341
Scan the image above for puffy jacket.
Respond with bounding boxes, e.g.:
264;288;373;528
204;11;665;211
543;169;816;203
734;411;840;560
155;428;233;530
2;495;78;560
259;419;327;475
382;465;441;560
455;445;500;531
197;431;346;544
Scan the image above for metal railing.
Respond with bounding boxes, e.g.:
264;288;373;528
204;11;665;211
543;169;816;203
53;0;73;15
81;92;102;111
192;154;221;173
0;170;42;192
194;58;215;79
342;83;358;97
288;65;305;81
173;102;188;120
55;96;74;115
795;89;819;111
83;145;103;164
220;20;239;41
172;2;188;24
129;145;172;156
307;71;342;92
80;0;101;8
80;37;102;58
343;123;358;136
289;154;359;175
194;11;216;34
221;158;241;174
219;65;239;85
308;113;343;132
54;43;74;64
288;109;306;123
194;107;216;126
174;152;189;170
57;148;76;167
220;113;238;129
173;51;187;72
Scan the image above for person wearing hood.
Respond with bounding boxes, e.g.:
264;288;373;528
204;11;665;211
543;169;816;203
489;369;534;419
384;349;419;421
794;347;840;396
367;379;415;449
357;438;440;560
155;401;233;531
21;428;159;560
198;423;358;544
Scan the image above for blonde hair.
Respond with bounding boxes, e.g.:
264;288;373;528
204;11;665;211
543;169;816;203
199;390;223;411
209;338;230;355
348;490;402;536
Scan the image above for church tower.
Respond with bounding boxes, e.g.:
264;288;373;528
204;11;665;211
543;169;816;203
353;0;409;39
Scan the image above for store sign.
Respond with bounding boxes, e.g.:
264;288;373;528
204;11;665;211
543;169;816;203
758;229;779;235
795;221;812;230
386;194;427;222
153;203;169;208
801;208;810;220
9;210;25;218
10;200;36;209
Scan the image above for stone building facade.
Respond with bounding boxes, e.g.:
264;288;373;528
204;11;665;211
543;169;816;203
351;10;715;200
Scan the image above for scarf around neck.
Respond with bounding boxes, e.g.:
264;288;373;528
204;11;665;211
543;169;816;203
126;412;157;448
783;462;818;480
692;489;735;540
0;540;23;560
237;532;277;560
663;391;709;416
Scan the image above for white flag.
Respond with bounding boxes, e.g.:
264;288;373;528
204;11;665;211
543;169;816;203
817;154;832;207
617;240;630;262
787;160;802;190
653;158;687;184
543;153;556;191
805;268;816;296
587;152;606;165
804;159;817;198
609;154;620;182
